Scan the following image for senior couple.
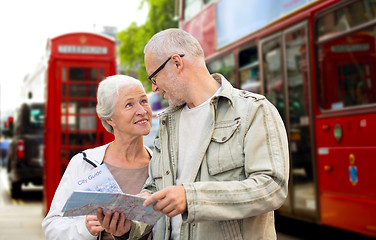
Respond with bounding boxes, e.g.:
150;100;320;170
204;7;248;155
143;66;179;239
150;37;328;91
42;29;289;240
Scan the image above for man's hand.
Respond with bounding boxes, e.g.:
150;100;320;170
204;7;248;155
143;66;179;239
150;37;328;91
143;185;187;217
137;192;151;198
96;208;131;237
85;215;105;236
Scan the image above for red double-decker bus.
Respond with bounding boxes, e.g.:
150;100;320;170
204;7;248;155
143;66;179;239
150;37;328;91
23;32;116;213
179;0;376;237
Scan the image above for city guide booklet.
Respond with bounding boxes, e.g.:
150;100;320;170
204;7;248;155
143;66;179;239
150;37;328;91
62;164;162;225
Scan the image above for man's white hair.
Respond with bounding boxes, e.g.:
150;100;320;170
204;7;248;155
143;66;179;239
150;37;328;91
96;75;143;133
144;28;205;62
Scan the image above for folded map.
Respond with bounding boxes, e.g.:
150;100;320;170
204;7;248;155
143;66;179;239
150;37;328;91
74;163;122;193
62;191;163;224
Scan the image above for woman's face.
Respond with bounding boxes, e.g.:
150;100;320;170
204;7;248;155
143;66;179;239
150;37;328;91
108;85;152;138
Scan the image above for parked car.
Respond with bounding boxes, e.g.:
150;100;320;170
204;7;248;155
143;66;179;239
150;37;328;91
7;102;44;198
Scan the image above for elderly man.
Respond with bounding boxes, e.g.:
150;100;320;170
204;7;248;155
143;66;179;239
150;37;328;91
103;28;289;240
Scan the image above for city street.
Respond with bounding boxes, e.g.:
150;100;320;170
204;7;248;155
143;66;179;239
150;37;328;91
0;167;45;240
1;0;376;239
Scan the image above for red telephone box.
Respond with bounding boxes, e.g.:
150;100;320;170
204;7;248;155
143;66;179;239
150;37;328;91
43;32;115;213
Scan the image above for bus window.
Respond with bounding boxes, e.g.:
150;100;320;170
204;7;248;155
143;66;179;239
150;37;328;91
184;0;214;21
317;0;373;41
285;25;315;212
261;24;316;216
207;52;236;87
317;26;376;110
184;0;202;21
239;44;260;93
262;36;284;119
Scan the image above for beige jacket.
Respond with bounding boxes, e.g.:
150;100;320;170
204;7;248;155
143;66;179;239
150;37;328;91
127;74;289;240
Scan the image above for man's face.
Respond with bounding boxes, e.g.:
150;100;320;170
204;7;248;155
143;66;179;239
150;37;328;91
145;52;186;107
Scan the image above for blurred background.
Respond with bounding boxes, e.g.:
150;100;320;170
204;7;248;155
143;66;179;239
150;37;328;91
0;0;376;239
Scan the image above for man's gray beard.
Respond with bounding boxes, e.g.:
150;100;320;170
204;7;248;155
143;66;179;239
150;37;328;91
166;73;185;107
167;96;185;107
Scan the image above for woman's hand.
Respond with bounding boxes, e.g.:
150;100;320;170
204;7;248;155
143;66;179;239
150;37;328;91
85;215;105;236
97;208;131;237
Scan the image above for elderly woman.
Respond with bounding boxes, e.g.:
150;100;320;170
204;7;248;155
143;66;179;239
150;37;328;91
42;75;153;240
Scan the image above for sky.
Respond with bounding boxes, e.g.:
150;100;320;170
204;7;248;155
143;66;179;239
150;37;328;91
0;0;148;118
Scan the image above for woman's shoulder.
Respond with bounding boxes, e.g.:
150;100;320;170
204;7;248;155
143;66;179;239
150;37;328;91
83;143;110;155
71;143;111;166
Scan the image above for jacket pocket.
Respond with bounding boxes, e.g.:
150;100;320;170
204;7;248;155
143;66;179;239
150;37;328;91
206;119;244;180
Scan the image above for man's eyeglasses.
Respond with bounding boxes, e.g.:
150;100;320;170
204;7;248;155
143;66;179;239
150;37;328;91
148;54;185;84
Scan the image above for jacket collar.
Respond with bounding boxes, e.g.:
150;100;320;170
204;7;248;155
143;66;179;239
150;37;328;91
211;73;234;106
158;73;234;118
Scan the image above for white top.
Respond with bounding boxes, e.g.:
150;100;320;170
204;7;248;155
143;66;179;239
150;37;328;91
171;87;221;240
42;143;152;240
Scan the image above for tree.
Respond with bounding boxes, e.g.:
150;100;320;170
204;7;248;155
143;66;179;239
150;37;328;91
117;0;178;91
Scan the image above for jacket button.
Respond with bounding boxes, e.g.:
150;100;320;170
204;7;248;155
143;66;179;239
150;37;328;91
166;170;170;175
222;137;227;141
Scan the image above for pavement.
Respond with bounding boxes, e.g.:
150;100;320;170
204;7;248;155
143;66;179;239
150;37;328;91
0;167;46;240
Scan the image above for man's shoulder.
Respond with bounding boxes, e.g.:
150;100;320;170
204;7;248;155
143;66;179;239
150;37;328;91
231;89;266;103
226;89;274;119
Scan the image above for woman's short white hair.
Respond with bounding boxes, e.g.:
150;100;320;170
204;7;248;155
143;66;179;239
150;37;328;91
96;75;143;133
